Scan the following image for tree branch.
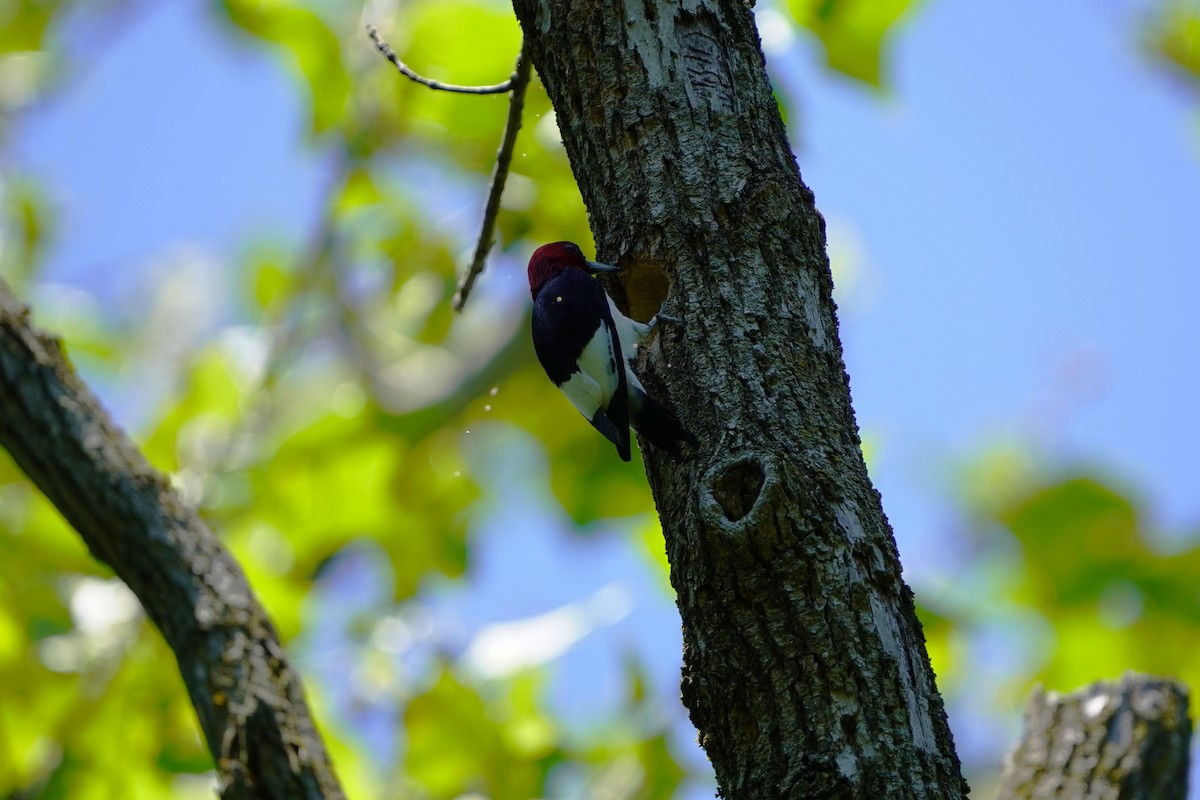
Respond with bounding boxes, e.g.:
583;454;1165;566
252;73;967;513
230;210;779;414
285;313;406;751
367;24;515;94
999;674;1191;800
453;39;532;311
366;24;532;311
0;277;344;800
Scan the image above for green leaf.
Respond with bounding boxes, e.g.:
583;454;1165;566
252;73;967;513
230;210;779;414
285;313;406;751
384;1;523;168
252;253;292;312
219;0;350;133
252;413;478;600
1147;2;1200;85
635;731;687;800
1000;477;1143;607
632;515;672;595
784;0;917;87
499;672;557;759
336;167;384;215
0;0;57;53
140;346;244;473
913;599;959;684
490;364;655;525
404;667;554;799
986;474;1200;699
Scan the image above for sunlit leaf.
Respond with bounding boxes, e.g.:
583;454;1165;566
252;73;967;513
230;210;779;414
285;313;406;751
141;347;244;473
384;1;523;170
1001;477;1143;607
784;0;917;86
636;731;687;800
404;667;553;799
252;252;292;312
499;672;557;759
982;473;1200;708
493;363;655;525
219;0;350;133
0;0;58;53
914;599;960;683
337;167;384;215
1147;1;1200;86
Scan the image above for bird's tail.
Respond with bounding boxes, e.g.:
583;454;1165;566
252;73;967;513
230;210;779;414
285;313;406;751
632;390;697;460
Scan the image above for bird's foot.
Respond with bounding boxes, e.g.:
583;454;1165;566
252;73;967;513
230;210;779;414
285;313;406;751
648;312;682;331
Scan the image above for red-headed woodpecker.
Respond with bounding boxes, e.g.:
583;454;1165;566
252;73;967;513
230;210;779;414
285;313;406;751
527;241;696;461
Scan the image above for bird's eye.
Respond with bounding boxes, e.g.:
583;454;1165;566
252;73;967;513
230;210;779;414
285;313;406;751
564;243;580;255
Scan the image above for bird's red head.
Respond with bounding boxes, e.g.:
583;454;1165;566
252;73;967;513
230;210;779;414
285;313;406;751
527;241;588;298
527;241;617;298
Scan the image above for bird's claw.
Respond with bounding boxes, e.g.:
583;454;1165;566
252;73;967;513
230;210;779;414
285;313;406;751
649;312;682;330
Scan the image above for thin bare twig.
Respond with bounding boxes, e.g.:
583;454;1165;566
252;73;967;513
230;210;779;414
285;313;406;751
365;24;533;311
367;24;515;95
453;40;533;311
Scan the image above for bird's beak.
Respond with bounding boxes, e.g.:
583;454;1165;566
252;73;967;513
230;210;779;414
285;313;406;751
585;260;620;274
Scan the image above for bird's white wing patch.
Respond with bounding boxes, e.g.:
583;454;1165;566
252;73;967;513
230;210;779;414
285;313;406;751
606;297;653;359
561;322;619;418
560;370;604;419
605;297;650;397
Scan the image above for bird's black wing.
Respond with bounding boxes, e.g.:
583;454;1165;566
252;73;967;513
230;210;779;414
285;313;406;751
532;270;630;460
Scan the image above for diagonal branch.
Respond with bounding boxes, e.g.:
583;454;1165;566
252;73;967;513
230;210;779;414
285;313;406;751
453;39;532;311
0;277;345;800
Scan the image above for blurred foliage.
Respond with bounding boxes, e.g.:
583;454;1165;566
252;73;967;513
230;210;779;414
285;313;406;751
0;0;682;795
403;668;556;796
220;0;351;133
1;0;1198;798
1001;476;1200;691
918;461;1200;762
1146;0;1200;88
0;177;51;285
784;0;918;87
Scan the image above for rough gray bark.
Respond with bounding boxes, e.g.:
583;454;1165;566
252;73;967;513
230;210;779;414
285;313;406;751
0;277;344;800
999;674;1191;800
509;1;966;797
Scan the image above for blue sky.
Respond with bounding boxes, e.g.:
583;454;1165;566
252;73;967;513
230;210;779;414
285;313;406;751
20;0;1197;532
787;0;1200;544
10;0;1200;792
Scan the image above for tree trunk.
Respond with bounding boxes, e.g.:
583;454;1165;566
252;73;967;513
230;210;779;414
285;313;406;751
509;2;967;797
999;674;1191;800
0;278;344;800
